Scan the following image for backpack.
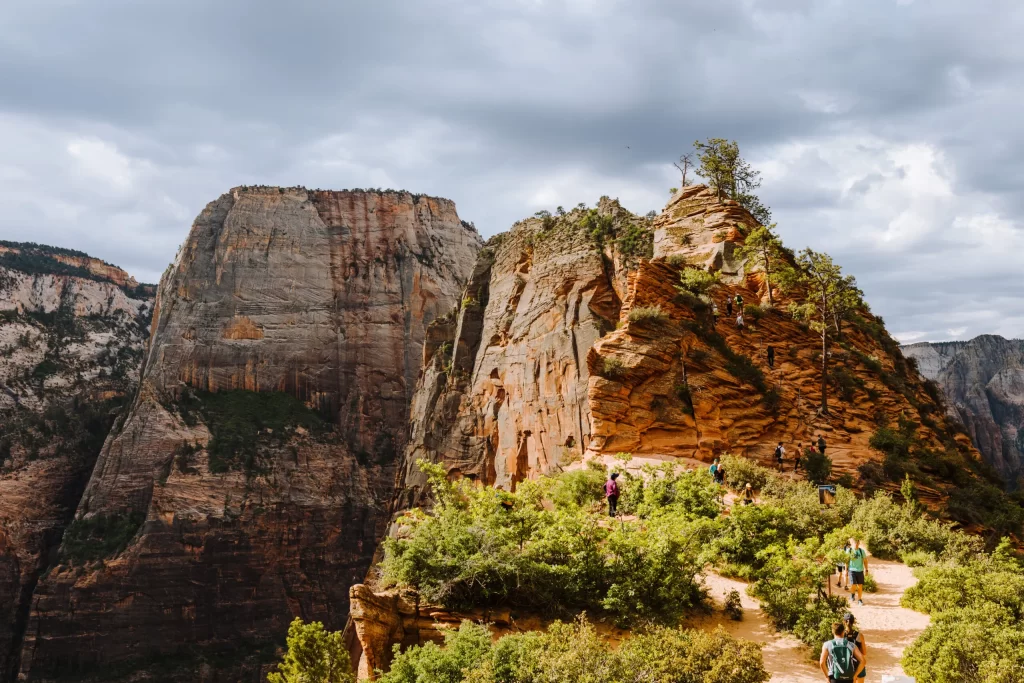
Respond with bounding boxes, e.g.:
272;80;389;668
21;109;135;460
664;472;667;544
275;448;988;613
774;446;783;459
846;631;864;674
826;637;856;679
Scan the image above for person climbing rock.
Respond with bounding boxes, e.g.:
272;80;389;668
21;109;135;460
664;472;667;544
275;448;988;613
604;472;620;518
773;441;785;470
742;482;754;505
843;613;868;681
848;539;868;605
726;298;734;317
836;539;852;589
767;344;775;368
817;434;827;455
820;622;864;683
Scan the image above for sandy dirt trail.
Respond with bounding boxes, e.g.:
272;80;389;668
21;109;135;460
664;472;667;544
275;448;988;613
694;559;929;682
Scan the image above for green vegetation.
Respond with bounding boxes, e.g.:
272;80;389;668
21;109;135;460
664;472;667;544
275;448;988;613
172;389;329;473
381;461;713;627
60;511;144;564
379;617;769;683
677;267;720;297
267;618;354;683
598;357;626;380
735;224;793;305
627;305;667;324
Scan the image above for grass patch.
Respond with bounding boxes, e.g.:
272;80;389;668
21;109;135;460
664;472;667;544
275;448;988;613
627;305;667;324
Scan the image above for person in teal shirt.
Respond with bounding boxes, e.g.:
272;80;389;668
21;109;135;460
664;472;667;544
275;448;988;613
848;539;868;605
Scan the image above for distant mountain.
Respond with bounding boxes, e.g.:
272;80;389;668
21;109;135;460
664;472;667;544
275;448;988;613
904;335;1024;485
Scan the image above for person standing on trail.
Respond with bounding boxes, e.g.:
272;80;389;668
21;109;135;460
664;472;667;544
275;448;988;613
774;442;785;470
843;613;868;681
820;622;864;683
712;303;719;325
736;313;745;332
735;293;744;309
836;539;852;589
848;539;869;605
742;482;755;505
767;345;775;369
605;472;620;518
817;434;827;455
726;298;734;317
709;458;720;479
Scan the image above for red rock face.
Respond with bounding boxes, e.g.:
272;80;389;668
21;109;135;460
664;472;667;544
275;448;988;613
18;188;480;682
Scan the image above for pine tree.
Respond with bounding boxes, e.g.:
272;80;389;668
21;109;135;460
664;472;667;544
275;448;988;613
735;223;786;306
267;618;354;683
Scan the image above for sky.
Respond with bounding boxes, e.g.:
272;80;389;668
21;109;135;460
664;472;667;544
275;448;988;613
1;0;1023;343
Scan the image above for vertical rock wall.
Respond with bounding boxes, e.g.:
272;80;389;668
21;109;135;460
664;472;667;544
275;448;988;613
18;188;480;682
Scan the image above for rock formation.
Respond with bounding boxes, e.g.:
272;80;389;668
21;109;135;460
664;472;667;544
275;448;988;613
904;335;1024;485
0;246;153;680
17;188;480;682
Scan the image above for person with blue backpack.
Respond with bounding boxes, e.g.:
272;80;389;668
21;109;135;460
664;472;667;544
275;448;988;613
819;621;865;683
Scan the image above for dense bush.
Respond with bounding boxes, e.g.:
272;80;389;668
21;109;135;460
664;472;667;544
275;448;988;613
720;454;772;492
802;450;832;484
380;462;712;626
268;618;353;683
60;511;145;564
712;503;793;579
546;462;607;510
385;617;770;683
678;268;720;296
617;463;722;520
902;604;1024;683
850;494;980;561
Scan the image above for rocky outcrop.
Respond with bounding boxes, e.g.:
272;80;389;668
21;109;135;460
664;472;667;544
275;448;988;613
18;188;480;682
0;252;153;681
904;336;1024;484
399;198;647;504
399;186;977;513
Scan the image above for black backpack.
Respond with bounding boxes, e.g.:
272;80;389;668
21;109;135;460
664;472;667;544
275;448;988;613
774;446;783;459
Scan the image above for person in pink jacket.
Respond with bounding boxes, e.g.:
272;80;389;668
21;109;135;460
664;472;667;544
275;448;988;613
605;472;620;517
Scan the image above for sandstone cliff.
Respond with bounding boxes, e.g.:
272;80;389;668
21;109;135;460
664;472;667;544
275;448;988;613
0;247;152;681
904;335;1024;485
18;188;480;682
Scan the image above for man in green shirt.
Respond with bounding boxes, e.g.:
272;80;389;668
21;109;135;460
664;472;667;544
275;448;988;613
848;539;868;605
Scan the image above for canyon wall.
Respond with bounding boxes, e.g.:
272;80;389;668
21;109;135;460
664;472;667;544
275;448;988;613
904;335;1024;485
17;188;480;682
0;251;152;681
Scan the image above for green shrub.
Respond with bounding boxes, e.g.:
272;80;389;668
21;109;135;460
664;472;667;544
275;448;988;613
458;617;771;683
712;504;793;578
759;478;858;540
724;353;767;392
902;604;1024;683
678;268;720;296
60;511;145;564
268;618;354;683
760;388;781;413
724;589;744;621
599;357;626;380
381;462;712;625
742;303;764;321
850;494;980;561
547;463;607;510
627;305;667;324
720;454;773;492
863;573;878;593
617;463;723;520
803;450;832;484
173;389;329;473
380;621;492;683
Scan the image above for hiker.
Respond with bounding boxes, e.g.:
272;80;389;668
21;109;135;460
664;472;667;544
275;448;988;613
836;539;852;589
742;482;754;505
605;472;620;518
773;442;785;470
714;464;726;486
819;622;865;683
709;458;720;479
848;539;868;605
817;434;827;455
843;613;868;681
736;313;744;332
726;298;734;317
767;344;775;369
712;303;719;325
794;443;803;472
735;293;744;309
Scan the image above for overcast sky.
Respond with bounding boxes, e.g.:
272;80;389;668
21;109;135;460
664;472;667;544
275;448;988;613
2;0;1023;342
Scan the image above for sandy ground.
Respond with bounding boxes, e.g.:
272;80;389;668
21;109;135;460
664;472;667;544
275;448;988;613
694;559;929;682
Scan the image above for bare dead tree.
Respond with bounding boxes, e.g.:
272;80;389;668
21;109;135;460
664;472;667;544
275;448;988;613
673;152;694;186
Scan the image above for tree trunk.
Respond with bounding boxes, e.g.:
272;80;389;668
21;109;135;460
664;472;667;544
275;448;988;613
820;331;829;414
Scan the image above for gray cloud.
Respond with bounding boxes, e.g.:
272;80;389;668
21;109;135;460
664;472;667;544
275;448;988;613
1;0;1023;342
